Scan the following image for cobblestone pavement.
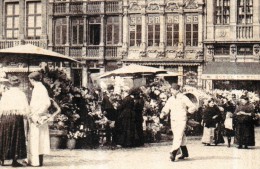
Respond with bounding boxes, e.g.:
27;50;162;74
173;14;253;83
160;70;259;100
2;127;260;169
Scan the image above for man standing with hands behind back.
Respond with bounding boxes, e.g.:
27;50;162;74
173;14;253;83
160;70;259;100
160;83;197;162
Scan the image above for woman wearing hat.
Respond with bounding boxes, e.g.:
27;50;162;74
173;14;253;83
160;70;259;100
27;72;51;166
0;76;30;167
234;95;256;149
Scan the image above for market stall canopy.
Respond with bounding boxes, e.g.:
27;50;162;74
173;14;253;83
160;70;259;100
0;44;80;63
99;64;167;78
156;72;180;77
202;62;260;80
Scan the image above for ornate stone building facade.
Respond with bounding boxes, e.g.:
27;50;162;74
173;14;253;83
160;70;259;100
0;0;205;88
203;0;260;91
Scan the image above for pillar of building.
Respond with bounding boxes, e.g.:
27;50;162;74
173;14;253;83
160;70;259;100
198;13;203;48
141;12;146;50
0;0;3;39
178;66;183;86
197;65;203;89
253;0;260;39
118;14;123;46
159;12;165;49
99;15;105;59
178;7;184;50
65;16;70;56
205;79;213;91
122;9;128;48
230;0;237;40
205;0;214;40
82;16;87;57
48;16;53;49
41;0;48;39
19;0;25;39
82;65;88;88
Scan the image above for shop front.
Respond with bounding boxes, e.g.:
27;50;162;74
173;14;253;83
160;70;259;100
202;62;260;92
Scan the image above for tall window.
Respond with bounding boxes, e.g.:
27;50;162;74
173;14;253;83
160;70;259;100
129;15;142;46
71;18;83;45
106;16;119;45
237;0;253;24
147;15;160;46
215;0;230;24
185;15;198;47
89;17;101;45
166;15;179;47
27;2;42;39
55;18;67;45
6;3;19;39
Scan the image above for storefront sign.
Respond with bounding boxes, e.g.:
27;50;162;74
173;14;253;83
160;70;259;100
202;74;260;80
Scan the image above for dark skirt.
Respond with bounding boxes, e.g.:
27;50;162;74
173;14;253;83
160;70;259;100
0;114;27;160
234;123;255;146
214;124;225;144
225;128;235;137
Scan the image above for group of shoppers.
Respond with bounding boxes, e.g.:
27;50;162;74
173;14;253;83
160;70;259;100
0;71;60;167
201;94;257;149
101;85;145;148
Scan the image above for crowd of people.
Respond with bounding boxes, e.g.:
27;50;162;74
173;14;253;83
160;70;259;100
0;62;260;166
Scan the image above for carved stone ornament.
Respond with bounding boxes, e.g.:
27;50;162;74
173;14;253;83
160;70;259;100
147;3;160;10
196;50;203;59
121;50;128;57
139;51;147;57
253;44;260;55
166;2;179;11
129;2;141;11
184;0;198;9
157;51;166;58
207;45;214;55
176;51;184;58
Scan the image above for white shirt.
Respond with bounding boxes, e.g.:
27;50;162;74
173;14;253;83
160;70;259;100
30;82;51;121
0;87;29;115
161;93;196;121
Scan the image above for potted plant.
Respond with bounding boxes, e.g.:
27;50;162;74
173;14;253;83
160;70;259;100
66;129;86;149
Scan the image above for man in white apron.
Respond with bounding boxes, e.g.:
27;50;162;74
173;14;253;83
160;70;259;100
28;72;51;167
160;83;197;162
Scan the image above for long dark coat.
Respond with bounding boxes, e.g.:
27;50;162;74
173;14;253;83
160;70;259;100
116;95;139;147
234;103;255;146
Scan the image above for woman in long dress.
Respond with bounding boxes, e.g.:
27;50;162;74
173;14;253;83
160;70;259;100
234;95;255;149
28;72;51;166
0;76;30;167
201;99;223;146
116;88;140;147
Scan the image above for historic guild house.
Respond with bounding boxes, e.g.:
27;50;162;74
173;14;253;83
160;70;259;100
0;0;260;91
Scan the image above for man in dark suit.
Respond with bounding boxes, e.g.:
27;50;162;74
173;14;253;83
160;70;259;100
101;84;117;145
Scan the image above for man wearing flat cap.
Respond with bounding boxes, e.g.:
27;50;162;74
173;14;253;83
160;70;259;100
160;83;197;162
27;71;51;167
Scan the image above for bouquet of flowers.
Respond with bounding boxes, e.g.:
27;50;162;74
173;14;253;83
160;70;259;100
67;130;86;139
49;114;68;130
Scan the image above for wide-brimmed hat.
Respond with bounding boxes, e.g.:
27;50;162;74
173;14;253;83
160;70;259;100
9;76;21;85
